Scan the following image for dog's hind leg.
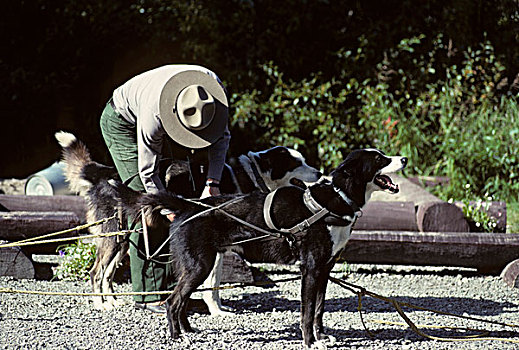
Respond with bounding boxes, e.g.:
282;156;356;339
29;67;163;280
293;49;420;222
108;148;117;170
101;246;127;309
89;253;105;310
90;236;111;310
202;252;234;316
167;250;217;339
90;236;120;310
166;278;200;338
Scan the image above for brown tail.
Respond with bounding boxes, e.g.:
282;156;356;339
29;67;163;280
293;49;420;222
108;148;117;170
55;131;117;195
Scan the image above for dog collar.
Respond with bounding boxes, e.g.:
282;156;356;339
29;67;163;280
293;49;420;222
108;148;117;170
303;188;324;213
333;186;361;215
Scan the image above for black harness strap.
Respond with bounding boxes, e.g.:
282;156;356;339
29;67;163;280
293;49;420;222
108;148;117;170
263;188;359;235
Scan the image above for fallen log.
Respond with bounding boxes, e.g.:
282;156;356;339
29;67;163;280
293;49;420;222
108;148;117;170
355;201;418;231
407;175;450;188
0;195;88;223
221;252;254;283
0;211;81;242
0;245;35;279
342;230;519;274
416;202;470;232
501;259;519;288
0;195;422;232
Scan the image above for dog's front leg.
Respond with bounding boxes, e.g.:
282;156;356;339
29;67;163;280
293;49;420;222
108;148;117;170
313;263;333;341
300;264;327;350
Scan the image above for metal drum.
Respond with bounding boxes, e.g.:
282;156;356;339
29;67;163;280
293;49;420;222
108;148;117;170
24;162;73;195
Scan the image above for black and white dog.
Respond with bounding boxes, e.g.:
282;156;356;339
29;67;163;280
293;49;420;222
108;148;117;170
118;148;407;349
165;146;320;197
54;131;321;313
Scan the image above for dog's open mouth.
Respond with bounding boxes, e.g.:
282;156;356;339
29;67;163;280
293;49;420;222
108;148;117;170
290;178;307;189
374;174;399;193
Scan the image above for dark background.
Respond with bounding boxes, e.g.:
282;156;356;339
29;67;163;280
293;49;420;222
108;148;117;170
2;0;517;177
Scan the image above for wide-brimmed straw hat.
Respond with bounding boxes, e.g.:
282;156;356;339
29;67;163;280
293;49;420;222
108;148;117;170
159;70;228;149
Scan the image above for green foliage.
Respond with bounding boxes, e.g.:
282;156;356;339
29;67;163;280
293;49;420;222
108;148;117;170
231;37;518;225
366;39;518;203
54;240;96;281
508;202;519;233
231;63;359;169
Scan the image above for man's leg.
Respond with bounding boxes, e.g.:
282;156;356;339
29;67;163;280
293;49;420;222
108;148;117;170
100;101;169;303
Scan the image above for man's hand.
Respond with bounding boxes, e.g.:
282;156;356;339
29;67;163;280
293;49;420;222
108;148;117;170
166;213;176;222
200;179;220;199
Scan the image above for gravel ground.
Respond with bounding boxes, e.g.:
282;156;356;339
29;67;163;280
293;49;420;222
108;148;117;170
1;263;518;350
1;179;518;348
0;178;26;195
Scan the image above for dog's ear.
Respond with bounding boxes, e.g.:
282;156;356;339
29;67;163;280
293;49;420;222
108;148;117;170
254;153;270;174
330;157;359;189
270;162;287;180
331;158;356;178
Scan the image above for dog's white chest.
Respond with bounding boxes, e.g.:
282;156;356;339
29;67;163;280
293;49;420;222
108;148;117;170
327;225;352;256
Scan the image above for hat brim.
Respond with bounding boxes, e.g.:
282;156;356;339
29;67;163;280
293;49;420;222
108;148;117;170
159;70;228;149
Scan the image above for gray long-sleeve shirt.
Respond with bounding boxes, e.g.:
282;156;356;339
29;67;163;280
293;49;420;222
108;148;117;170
111;64;230;193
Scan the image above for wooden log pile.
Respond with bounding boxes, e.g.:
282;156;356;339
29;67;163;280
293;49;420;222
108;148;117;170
0;195;86;279
0;178;517;288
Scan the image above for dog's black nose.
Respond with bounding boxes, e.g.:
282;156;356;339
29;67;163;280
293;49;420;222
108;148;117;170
401;157;408;167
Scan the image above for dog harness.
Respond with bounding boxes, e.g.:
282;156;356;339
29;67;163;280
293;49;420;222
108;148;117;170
263;187;361;234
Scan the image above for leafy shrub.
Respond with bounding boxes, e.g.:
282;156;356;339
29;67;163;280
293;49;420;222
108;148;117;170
364;39;518;203
54;240;96;281
232;63;353;170
232;38;518;207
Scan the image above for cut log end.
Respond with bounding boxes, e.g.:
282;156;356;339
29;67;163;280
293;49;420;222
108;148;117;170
501;259;519;288
0;246;35;279
416;202;469;232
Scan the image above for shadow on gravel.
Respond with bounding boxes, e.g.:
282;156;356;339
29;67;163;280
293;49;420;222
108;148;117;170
348;266;482;278
329;328;519;344
234;324;302;343
229;291;517;317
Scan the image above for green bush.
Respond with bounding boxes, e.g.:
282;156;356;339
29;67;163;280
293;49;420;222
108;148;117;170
54;240;96;281
231;37;518;233
232;39;518;206
232;63;358;170
362;40;518;203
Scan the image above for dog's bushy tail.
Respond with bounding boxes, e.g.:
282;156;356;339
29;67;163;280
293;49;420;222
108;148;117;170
55;131;117;195
109;181;200;229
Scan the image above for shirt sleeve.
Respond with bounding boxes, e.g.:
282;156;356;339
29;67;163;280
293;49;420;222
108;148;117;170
137;112;166;194
207;125;231;181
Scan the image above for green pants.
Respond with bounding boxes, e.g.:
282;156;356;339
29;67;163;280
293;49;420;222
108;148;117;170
100;100;172;303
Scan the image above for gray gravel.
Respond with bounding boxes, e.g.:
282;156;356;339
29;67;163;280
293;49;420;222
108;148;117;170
1;263;518;349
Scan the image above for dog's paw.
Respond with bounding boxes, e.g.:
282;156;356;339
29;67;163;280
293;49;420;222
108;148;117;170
315;332;336;345
307;340;327;350
92;298;110;311
107;297;125;308
209;306;235;317
101;302;116;311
